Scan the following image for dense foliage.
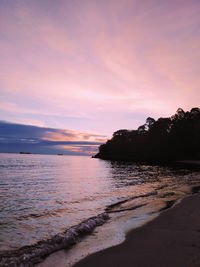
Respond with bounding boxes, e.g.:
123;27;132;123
94;108;200;162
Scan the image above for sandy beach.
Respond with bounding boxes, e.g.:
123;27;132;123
74;192;200;267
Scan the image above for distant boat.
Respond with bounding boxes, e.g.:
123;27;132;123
57;153;63;156
19;152;31;154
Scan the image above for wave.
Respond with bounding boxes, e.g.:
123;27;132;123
108;203;146;213
0;213;109;267
159;192;175;198
105;191;157;212
16;207;69;221
158;200;176;212
0;164;37;168
0;190;172;266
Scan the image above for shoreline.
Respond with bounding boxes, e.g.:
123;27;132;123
36;184;199;267
74;192;200;267
1;157;200;267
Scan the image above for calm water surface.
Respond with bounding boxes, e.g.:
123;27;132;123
0;153;200;253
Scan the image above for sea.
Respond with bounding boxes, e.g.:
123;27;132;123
0;153;200;266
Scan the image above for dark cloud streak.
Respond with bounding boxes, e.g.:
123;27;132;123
0;121;104;155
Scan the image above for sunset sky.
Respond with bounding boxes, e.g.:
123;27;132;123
1;0;200;155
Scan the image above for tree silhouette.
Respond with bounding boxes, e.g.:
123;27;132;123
94;108;200;162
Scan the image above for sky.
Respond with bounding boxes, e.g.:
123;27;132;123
0;121;105;155
1;0;200;155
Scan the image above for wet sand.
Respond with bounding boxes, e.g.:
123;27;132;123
74;193;200;267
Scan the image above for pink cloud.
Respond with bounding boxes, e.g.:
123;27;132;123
42;130;107;142
1;0;200;135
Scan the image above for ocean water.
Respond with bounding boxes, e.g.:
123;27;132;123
0;153;200;266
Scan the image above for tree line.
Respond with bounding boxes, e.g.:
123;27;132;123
94;108;200;162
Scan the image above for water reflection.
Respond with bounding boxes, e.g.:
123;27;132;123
0;153;200;251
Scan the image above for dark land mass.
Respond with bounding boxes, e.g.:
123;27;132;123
94;108;200;162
